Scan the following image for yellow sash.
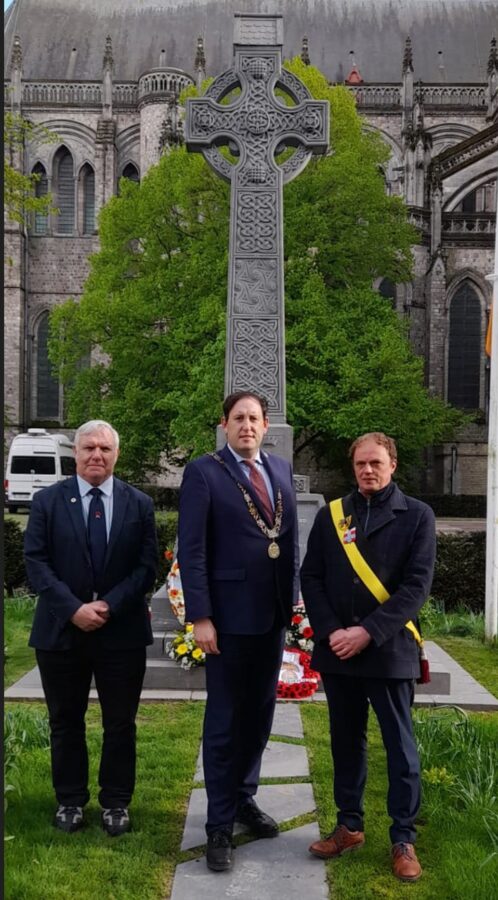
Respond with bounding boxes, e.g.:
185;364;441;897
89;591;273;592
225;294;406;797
329;498;423;647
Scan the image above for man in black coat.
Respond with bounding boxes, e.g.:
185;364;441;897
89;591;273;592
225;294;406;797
25;420;158;836
301;432;436;882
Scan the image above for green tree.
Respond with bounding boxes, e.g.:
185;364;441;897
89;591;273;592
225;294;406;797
49;61;462;480
4;112;56;226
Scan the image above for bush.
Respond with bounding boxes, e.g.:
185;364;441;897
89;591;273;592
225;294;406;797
432;531;486;612
137;485;180;510
4;519;26;595
419;494;486;517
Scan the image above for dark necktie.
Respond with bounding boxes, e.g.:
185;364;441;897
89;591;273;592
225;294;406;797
242;459;274;525
87;487;107;590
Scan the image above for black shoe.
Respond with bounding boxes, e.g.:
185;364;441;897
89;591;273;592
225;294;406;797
206;829;233;871
102;807;130;837
235;800;279;838
54;805;84;833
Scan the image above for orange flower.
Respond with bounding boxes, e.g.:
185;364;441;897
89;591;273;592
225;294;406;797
164;549;174;561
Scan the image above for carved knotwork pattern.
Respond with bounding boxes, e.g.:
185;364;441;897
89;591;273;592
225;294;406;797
277;68;311;104
232;319;279;408
205;68;238;100
233;259;278;314
236;192;277;252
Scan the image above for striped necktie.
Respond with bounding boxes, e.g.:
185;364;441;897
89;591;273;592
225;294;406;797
242;459;274;525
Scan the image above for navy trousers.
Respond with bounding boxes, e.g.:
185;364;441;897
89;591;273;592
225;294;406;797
203;620;286;834
36;642;146;809
321;674;420;844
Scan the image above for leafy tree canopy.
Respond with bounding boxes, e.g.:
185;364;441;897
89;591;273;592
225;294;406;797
4;112;56;225
49;60;462;481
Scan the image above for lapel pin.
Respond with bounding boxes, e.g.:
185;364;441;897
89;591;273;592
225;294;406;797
70;497;77;503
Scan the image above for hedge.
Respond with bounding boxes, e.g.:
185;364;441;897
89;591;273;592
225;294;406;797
4;519;26;595
4;513;486;612
432;531;486;612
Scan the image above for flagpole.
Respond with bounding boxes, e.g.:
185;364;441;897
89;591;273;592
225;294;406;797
484;186;498;641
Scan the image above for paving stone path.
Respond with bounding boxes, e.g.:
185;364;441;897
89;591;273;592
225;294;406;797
169;703;328;899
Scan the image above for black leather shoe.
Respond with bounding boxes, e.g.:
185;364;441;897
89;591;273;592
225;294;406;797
235;800;279;838
206;829;233;871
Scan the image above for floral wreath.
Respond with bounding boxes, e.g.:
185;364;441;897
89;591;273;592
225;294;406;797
164;554;319;697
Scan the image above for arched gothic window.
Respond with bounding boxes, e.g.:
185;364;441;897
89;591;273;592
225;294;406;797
448;282;481;409
32;163;48;234
80;164;95;234
54;147;75;233
122;163;139;183
35;312;60;419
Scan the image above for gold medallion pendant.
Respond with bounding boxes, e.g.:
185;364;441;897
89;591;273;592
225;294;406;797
268;541;280;559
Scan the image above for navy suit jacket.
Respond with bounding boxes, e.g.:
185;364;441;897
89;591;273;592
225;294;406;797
25;476;158;651
178;444;299;634
301;483;436;679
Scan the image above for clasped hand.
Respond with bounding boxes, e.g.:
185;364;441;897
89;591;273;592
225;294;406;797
329;626;371;660
71;600;110;632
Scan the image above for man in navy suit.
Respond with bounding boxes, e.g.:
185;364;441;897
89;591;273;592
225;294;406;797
178;391;299;872
24;420;158;836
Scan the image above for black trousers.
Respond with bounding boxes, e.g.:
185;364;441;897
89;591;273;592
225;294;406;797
36;642;146;808
203;619;286;834
321;674;420;845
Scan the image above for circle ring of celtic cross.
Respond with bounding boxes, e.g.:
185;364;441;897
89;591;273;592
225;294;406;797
245;108;270;135
199;66;319;184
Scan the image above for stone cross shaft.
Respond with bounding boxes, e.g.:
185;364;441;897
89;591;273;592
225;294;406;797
185;15;328;425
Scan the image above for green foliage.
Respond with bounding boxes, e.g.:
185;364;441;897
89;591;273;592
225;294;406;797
4;706;50;822
50;62;462;479
420;599;485;639
4;112;57;226
432;532;486;611
4;519;26;595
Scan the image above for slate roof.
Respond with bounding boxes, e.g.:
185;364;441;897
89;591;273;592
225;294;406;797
4;0;497;83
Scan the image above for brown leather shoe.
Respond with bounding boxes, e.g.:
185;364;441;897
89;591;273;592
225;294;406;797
391;843;422;881
309;824;365;859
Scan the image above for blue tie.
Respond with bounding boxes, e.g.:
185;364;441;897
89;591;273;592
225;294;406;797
87;487;107;591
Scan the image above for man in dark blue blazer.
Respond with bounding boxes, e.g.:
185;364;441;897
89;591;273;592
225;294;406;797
178;391;299;872
25;420;157;836
301;433;436;883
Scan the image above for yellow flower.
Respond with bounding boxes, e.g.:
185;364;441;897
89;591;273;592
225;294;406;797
185;624;194;632
192;647;204;660
176;643;188;656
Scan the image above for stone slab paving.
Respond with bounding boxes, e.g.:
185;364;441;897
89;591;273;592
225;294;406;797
271;702;304;739
171;823;326;900
181;783;316;850
195;739;309;782
411;641;498;711
6;641;497;710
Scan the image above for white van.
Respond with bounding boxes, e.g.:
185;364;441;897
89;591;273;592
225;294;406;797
4;429;76;513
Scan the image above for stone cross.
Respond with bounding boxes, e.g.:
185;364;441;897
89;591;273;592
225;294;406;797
185;14;328;461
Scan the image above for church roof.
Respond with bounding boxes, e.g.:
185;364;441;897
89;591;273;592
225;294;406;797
4;0;497;83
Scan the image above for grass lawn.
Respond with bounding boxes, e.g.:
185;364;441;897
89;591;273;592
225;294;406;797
302;703;498;900
5;702;205;900
4;595;37;687
434;636;498;698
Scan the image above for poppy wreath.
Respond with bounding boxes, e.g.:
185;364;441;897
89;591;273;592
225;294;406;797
277;647;320;700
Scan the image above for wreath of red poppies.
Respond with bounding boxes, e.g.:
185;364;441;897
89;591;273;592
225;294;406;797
277;647;320;700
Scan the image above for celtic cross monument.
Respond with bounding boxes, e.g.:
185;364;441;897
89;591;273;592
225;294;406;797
185;13;329;463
